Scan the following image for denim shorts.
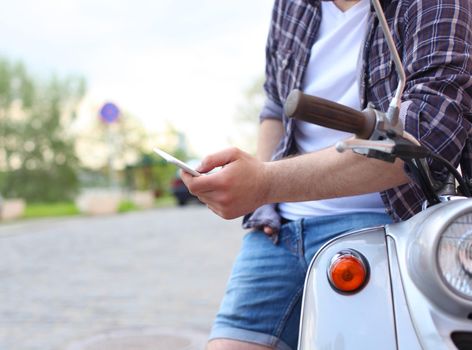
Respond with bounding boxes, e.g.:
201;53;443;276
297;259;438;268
209;212;392;350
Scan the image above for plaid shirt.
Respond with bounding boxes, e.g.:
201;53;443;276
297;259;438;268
244;0;472;230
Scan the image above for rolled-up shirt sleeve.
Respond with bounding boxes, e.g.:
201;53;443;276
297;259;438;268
259;0;284;124
259;97;284;123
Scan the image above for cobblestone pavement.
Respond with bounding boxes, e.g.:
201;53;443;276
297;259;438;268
0;205;245;350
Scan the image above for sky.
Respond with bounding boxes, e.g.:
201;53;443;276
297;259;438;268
0;0;273;157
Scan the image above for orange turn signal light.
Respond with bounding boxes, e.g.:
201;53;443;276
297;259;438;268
328;250;369;293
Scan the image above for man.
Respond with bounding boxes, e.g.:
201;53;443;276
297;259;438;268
182;0;472;349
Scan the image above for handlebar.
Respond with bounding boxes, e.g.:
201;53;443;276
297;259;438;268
284;89;376;139
282;90;471;201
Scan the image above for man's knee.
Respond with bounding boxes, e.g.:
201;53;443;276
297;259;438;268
207;339;273;350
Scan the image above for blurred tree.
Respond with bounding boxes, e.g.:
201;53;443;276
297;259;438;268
77;110;191;196
148;125;192;196
127;153;175;196
75;110;150;182
231;76;265;154
0;57;86;202
125;124;192;194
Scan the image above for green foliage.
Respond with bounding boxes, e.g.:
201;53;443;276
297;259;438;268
152;161;177;196
155;194;177;208
117;200;137;213
0;57;85;202
78;168;109;188
125;150;184;195
23;202;80;219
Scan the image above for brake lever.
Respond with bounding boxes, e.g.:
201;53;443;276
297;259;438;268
336;139;395;154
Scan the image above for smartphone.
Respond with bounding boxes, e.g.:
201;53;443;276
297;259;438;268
153;148;201;177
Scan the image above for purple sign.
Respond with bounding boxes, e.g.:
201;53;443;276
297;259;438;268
100;102;120;123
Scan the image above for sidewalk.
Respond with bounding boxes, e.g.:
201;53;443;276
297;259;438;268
0;206;244;350
66;327;208;350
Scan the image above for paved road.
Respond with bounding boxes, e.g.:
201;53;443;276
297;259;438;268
0;205;245;350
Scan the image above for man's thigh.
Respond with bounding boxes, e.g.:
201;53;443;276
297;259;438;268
302;212;392;261
209;224;306;350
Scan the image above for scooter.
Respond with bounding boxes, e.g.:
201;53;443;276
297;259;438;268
282;0;472;349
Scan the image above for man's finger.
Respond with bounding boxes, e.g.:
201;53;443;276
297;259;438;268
181;170;224;194
263;226;274;235
197;147;241;173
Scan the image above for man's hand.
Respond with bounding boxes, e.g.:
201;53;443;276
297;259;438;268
181;148;269;220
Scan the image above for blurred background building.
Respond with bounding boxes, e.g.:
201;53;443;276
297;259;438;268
0;0;270;219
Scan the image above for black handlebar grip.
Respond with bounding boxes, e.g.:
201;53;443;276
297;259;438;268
284;89;376;139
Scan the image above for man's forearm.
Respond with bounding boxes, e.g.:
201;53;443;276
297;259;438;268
182;144;411;220
256;118;284;161
263;145;410;204
255;118;408;205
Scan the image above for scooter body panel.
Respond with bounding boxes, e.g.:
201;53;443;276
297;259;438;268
298;199;472;350
298;226;397;350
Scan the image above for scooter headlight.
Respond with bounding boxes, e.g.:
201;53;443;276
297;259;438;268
407;201;472;316
437;214;472;300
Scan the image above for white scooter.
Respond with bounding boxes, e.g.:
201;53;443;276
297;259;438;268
283;1;472;349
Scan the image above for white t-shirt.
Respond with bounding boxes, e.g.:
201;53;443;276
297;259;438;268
279;0;385;220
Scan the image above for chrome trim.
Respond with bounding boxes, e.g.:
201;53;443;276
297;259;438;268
421;195;465;211
458;232;472;276
371;0;405;126
385;238;423;349
406;200;472;315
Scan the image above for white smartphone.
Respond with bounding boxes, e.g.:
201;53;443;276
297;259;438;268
153;148;201;177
